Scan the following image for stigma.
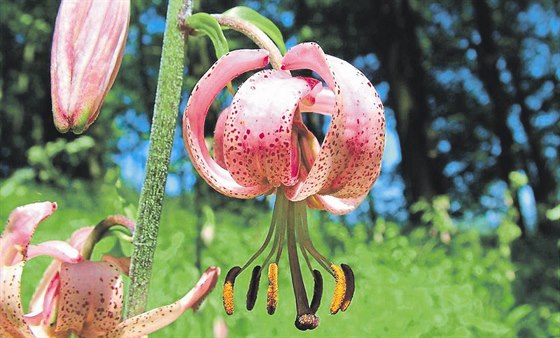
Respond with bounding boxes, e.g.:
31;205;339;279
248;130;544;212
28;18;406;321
222;191;355;330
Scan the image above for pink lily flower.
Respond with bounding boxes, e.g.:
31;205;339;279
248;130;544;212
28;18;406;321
1;202;219;337
51;0;130;134
183;43;385;330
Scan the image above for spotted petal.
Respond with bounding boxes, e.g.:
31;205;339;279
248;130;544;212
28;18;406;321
224;70;317;188
0;202;57;337
299;86;336;115
55;261;124;336
183;50;273;198
282;43;385;207
67;226;94;249
110;267;220;338
309;194;366;216
28;226;93;326
27;241;82;263
0;202;57;266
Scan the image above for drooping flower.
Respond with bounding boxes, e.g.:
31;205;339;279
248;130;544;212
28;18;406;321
0;202;220;337
183;42;385;330
51;0;130;134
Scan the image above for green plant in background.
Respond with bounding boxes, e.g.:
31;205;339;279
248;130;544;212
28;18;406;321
2;178;558;337
27;136;95;186
2;0;559;336
0;198;220;337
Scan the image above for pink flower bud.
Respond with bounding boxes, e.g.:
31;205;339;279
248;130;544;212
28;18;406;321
51;0;130;134
213;318;228;338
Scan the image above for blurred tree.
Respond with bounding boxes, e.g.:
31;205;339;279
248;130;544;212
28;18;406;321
1;0;558;236
1;2;60;176
288;0;559;235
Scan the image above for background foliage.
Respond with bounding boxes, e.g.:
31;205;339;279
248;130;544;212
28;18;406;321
1;0;558;337
1;176;558;337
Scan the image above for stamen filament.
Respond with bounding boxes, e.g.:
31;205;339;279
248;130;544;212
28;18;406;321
274;212;286;263
221;191;354;328
240;194;285;271
294;203;315;275
296;201;334;276
299;240;315;275
260;202;286;268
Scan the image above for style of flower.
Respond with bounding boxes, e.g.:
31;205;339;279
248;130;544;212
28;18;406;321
183;42;385;330
0;202;219;337
51;0;130;134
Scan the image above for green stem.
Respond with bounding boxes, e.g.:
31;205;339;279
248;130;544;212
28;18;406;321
125;0;190;318
212;14;283;69
81;215;135;260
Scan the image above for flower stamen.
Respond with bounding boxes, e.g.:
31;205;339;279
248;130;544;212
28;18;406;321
266;263;278;314
221;193;354;330
329;264;346;314
340;264;355;312
310;269;323;313
246;265;262;310
223;266;241;315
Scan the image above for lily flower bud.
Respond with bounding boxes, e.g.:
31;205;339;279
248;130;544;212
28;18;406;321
51;0;130;134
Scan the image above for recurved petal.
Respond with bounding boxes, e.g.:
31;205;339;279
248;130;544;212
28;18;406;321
318;55;384;199
28;226;92;322
224;70;315;188
299;85;336;115
0;201;57;266
282;43;385;208
28;261;61;329
0;263;35;338
110;267;220;338
55;261;123;336
27;240;82;263
101;255;131;276
67;226;94;249
183;49;273;199
213;107;229;169
24;270;60;331
308;194;368;216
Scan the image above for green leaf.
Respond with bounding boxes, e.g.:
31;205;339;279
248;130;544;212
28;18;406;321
187;13;229;59
545;204;560;221
223;6;287;54
508;171;528;189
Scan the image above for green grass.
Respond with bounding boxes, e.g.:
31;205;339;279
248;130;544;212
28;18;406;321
1;174;556;337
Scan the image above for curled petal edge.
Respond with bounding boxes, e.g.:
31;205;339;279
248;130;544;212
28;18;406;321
0;201;56;338
308;193;368;216
112;267;220;338
282;43;385;209
183;49;273;199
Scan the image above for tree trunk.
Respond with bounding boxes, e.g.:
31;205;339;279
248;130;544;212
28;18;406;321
373;0;443;205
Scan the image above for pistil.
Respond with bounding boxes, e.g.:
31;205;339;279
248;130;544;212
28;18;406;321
287;199;319;330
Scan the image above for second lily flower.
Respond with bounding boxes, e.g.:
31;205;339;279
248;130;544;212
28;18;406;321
183;42;385;330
